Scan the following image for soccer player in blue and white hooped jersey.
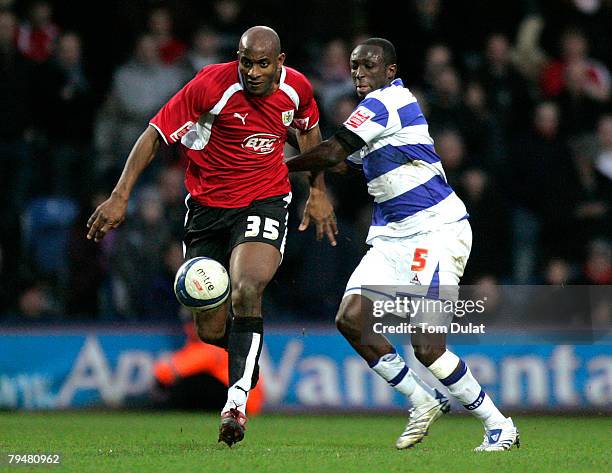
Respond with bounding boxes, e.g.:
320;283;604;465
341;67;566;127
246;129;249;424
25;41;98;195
286;38;519;452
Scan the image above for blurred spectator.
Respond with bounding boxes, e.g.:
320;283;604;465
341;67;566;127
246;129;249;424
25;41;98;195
209;0;246;58
310;38;354;127
528;257;587;328
319;93;358;138
468;274;505;323
422;43;453;94
557;59;608;137
35;32;95;202
458;168;512;282
426;66;467;135
511;15;547;82
510;102;578;281
540;27;610;101
17;281;60;320
0;9;33;314
143;241;183;321
146;6;187;65
541;257;575;285
581;238;612;285
569;134;611;256
580;238;612;329
15;0;59;62
65;192;108;318
478;33;533;144
594;113;612;180
0;8;33;206
434;128;468;188
94;33;187;186
158;164;187;240
184;25;222;75
109;185;173;318
462;80;505;170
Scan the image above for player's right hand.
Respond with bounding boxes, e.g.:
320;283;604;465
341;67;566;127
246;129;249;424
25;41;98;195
86;193;128;242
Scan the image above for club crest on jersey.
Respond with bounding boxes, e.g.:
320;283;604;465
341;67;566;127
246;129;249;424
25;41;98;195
281;110;294;126
242;133;280;154
346;107;373;129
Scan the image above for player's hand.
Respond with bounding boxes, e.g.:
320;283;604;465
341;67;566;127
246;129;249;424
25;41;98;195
86;193;128;242
299;187;338;246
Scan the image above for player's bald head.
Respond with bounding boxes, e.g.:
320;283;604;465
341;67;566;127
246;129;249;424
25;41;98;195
239;26;281;56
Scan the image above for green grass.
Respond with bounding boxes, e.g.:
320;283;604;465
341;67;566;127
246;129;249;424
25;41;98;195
0;412;609;472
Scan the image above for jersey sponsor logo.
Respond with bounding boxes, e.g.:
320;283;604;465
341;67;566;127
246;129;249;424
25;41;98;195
346;107;373;129
233;112;248;125
281;110;294;126
169;121;195;142
242;133;280;154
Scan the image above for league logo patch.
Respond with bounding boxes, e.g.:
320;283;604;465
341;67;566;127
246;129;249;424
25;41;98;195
242;133;280;154
346;107;373;129
169;121;195;142
281;110;294;126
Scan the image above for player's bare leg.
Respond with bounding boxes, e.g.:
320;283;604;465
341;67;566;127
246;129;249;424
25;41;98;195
414;330;519;451
192;302;232;348
218;242;280;447
336;295;449;448
335;295;394;362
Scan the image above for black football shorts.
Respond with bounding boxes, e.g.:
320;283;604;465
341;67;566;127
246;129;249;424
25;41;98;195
183;193;291;265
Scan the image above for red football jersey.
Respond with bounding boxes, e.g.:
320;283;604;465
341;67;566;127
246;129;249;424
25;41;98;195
149;61;320;208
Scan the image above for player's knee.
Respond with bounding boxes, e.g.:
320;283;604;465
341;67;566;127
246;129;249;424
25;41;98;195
335;306;359;337
231;279;265;314
412;345;446;367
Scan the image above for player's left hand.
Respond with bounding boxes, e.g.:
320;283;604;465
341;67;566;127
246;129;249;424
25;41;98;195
299;187;338;246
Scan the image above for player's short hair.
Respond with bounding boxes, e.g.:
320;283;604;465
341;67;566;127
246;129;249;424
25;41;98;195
361;38;397;66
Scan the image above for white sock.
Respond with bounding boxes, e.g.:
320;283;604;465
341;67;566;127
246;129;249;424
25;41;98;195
427;350;506;429
370;351;436;408
223;385;249;415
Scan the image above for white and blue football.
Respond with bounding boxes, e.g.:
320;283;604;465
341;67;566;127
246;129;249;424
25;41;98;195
173;257;230;310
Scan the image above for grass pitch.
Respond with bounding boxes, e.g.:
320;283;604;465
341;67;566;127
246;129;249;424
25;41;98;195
0;411;609;472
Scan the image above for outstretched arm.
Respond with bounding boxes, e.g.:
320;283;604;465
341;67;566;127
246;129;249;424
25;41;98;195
286;127;365;173
86;125;161;242
286;137;347;172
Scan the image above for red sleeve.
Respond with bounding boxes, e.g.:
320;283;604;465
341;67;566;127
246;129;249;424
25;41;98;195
291;72;320;131
149;66;216;144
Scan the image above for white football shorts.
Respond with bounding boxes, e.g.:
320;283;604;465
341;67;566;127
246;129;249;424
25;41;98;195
344;219;472;301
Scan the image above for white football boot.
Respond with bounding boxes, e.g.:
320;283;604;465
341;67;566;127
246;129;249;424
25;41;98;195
396;389;450;449
474;417;520;452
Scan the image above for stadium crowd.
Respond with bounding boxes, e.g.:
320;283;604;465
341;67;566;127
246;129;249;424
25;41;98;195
0;0;610;323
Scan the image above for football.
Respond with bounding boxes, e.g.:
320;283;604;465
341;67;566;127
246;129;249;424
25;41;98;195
173;257;230;310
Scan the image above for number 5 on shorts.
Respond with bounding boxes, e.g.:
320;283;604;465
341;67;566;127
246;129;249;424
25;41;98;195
245;216;280;240
411;248;428;271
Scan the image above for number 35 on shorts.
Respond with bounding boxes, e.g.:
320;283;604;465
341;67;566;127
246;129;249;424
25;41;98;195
245;216;280;240
410;248;429;271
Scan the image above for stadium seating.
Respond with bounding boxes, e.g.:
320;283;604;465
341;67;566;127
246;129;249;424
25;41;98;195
22;196;79;276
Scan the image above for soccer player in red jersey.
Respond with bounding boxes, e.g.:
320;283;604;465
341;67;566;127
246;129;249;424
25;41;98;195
86;26;337;446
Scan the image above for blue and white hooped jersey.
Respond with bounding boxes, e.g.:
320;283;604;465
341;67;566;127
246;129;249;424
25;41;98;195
343;78;468;243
